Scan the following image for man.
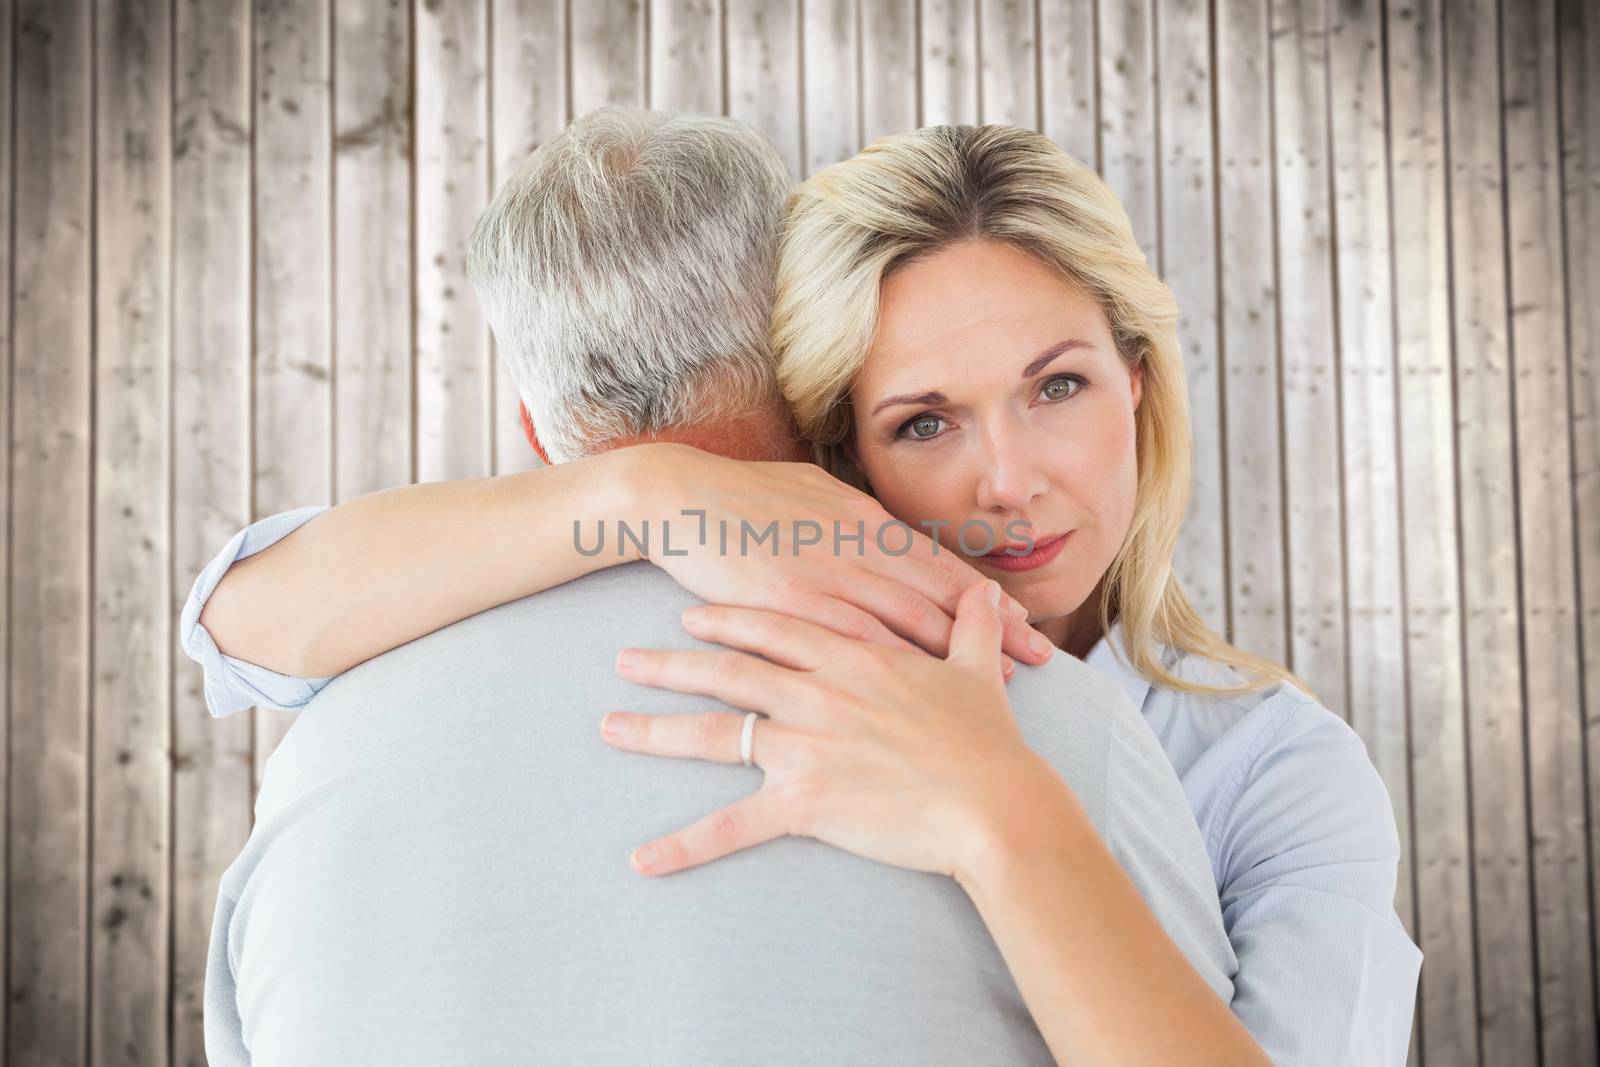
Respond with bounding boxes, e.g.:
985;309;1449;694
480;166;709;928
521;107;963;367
188;107;1235;1065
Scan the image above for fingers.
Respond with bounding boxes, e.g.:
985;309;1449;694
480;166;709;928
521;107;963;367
852;548;1050;666
628;789;791;876
788;594;924;657
601;708;790;765
948;579;1006;670
682;599;915;671
615;647;805;717
999;608;1055;666
808;569;956;657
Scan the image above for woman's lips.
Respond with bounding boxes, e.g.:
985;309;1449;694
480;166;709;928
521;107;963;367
980;532;1071;572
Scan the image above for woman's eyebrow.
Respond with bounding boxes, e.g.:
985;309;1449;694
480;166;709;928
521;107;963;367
1020;338;1095;377
869;338;1095;418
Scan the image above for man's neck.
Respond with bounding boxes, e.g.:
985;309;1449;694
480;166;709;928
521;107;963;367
609;409;812;463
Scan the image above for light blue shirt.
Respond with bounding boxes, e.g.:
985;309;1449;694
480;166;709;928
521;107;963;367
183;505;1422;1064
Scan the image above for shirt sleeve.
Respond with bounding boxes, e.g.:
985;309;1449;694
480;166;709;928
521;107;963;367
1213;697;1424;1066
179;505;336;719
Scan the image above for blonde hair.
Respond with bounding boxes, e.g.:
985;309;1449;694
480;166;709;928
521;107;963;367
771;124;1312;701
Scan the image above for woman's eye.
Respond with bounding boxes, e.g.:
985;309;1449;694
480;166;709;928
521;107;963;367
902;415;945;440
1041;375;1084;401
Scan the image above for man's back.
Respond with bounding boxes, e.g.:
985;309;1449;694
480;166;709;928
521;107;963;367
206;562;1234;1065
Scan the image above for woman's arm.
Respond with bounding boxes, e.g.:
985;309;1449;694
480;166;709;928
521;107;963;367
200;442;1054;680
199;446;648;679
601;581;1264;1065
959;764;1271;1066
1208;700;1423;1063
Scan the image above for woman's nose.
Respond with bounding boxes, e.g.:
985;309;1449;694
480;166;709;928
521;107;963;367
974;427;1049;512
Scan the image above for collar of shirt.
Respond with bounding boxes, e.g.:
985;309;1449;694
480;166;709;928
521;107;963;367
1083;619;1154;713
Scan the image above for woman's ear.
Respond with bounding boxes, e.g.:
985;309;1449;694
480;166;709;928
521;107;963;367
1129;361;1145;413
519;402;553;466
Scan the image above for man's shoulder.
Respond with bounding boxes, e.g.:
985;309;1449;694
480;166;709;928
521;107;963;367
1002;649;1145;751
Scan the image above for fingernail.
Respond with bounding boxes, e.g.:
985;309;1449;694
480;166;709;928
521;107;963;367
985;580;1001;607
1028;632;1053;659
601;713;624;737
616;649;638;670
633;844;659;871
1001;654;1015;678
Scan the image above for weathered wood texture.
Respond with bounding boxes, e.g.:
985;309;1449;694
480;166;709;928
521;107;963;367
7;2;1596;1063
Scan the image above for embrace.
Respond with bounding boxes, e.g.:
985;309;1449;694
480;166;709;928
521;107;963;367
184;109;1422;1065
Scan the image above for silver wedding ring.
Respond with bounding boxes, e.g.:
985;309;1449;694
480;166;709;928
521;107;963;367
740;711;759;767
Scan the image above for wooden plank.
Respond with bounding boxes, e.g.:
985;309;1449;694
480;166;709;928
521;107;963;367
416;0;492;483
650;0;721;113
1326;0;1414;964
490;0;564;475
1157;0;1225;636
978;0;1035;130
802;0;858;174
1098;0;1156;258
253;0;333;778
335;0;413;499
1442;0;1537;1059
1038;0;1095;167
9;0;92;1062
726;0;801;176
1504;0;1595;1059
1217;0;1288;666
171;3;254;1059
91;0;171;1060
0;0;13;1045
1386;2;1476;1060
919;0;976;127
860;0;914;144
1270;0;1346;715
1559;0;1600;1044
572;0;645;113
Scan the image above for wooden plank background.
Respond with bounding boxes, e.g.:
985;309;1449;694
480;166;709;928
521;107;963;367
4;1;1597;1063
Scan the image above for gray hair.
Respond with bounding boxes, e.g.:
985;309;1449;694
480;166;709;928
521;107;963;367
467;106;795;462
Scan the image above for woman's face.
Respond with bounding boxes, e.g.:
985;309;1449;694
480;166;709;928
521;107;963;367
847;239;1143;649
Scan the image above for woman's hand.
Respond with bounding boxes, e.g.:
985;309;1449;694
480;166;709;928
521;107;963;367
620;442;1056;670
598;577;1052;882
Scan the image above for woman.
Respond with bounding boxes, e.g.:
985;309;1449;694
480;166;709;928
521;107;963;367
189;124;1420;1063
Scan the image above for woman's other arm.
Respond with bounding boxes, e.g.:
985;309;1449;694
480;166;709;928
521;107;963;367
1209;699;1423;1064
199;442;1055;682
199;447;647;679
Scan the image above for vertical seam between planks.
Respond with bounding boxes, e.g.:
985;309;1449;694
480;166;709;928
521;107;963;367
1377;0;1426;1055
1152;0;1162;276
485;0;496;473
1439;1;1489;1060
1032;0;1041;133
1551;0;1600;1052
247;0;260;808
85;1;98;1053
1266;0;1294;675
328;0;337;504
798;0;807;175
1092;0;1101;172
1496;0;1544;1056
164;0;178;1057
1325;0;1353;730
1211;0;1233;644
912;0;921;128
974;0;982;123
3;0;11;1043
416;0;428;483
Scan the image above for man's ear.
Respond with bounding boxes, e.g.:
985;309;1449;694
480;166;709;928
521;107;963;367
519;402;553;465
